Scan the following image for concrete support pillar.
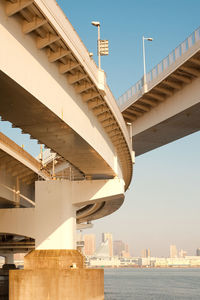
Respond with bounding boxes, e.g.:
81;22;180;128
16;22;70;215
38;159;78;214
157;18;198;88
35;180;76;250
5;253;14;265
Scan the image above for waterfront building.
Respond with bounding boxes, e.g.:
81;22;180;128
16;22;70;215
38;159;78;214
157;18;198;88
138;257;151;266
89;256;121;267
83;234;96;256
102;233;113;257
170;244;177;258
196;248;200;256
179;249;187;258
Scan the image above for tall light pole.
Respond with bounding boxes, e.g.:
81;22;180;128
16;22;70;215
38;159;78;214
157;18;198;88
142;36;153;93
91;21;101;69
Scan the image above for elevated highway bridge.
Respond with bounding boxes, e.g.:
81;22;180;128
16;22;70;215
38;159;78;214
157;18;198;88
119;26;200;156
0;0;199;298
0;0;199;254
0;0;133;253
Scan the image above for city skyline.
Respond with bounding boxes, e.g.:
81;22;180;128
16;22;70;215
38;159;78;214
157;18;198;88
82;232;199;258
1;0;199;257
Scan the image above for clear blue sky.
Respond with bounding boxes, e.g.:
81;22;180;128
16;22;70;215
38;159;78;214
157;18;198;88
1;0;200;256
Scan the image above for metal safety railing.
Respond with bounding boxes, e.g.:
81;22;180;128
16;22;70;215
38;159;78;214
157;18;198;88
117;26;200;108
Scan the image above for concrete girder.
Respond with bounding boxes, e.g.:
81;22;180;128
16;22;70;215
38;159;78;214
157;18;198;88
154;86;173;96
171;73;192;84
180;66;200;77
5;0;34;17
92;105;109;116
127;108;143;116
67;72;88;84
75;82;94;94
36;33;60;49
59;60;80;74
104;124;119;133
122;111;137;121
97;111;112;122
48;48;71;63
146;92;165;102
82;91;100;102
163;80;182;90
87;98;104;109
133;102;150;112
22;17;47;34
19;4;34;22
101;118;116;127
108;130;121;138
190;57;200;66
110;135;124;144
140;98;157;107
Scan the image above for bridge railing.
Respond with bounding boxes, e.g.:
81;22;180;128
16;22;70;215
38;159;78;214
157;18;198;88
117;26;200;109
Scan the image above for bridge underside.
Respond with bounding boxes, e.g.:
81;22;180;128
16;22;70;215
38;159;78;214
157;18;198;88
0;70;114;180
133;102;200;156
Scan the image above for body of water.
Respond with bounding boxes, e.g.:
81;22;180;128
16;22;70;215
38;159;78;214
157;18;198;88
104;268;200;300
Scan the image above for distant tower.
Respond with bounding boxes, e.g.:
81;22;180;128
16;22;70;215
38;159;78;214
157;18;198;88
170;245;177;258
196;248;200;256
102;233;113;257
141;248;150;258
83;234;96;256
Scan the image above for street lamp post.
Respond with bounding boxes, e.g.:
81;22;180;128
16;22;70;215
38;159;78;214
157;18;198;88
91;21;101;69
142;36;153;93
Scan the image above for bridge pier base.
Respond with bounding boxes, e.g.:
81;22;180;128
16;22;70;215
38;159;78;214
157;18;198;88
9;250;104;300
9;180;104;299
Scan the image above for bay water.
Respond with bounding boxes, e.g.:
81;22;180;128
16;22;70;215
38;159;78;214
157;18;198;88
104;268;200;299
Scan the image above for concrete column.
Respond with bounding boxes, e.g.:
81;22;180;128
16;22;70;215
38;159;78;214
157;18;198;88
5;253;14;264
35;180;76;250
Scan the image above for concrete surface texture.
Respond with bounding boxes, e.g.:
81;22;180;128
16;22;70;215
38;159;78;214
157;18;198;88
9;250;104;300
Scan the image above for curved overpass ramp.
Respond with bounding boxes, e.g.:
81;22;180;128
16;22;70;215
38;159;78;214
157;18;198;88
0;0;133;250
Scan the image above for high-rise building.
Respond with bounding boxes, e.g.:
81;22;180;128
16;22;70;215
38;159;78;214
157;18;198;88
113;240;130;258
95;240;109;257
196;248;200;256
83;234;96;256
141;248;150;258
170;244;177;258
102;233;113;257
113;240;124;256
